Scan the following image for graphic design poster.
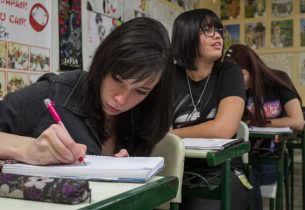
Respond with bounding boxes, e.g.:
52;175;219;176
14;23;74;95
300;19;305;46
245;22;265;49
271;20;293;48
59;0;82;70
220;0;240;20
0;0;51;97
224;24;240;50
87;0;124;19
123;0;146;21
272;0;292;17
259;53;292;76
299;53;305;86
87;10;122;59
245;0;265;18
0;71;5;98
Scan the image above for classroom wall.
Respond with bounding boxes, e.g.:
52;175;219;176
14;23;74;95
195;0;305;102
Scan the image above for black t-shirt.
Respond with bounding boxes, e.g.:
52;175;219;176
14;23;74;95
246;71;298;120
172;63;246;171
173;63;246;129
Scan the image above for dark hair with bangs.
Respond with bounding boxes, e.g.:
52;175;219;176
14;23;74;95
81;17;174;156
172;9;224;70
224;44;302;126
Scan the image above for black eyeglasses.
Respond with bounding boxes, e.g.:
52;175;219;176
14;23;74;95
200;25;225;39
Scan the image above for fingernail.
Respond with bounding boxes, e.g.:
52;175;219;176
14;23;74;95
78;156;84;162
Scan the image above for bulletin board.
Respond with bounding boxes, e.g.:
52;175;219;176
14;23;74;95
0;0;52;99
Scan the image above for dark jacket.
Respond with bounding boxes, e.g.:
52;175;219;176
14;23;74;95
0;70;101;155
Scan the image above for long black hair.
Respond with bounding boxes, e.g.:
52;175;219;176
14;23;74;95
81;17;174;156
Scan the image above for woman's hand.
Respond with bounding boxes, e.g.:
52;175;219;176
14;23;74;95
25;124;87;165
114;149;129;158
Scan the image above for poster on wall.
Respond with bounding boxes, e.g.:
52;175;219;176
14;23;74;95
299;53;305;86
244;0;265;18
270;20;293;48
300;19;305;47
123;0;146;21
59;0;82;71
271;0;292;17
220;0;240;20
259;53;292;76
87;0;123;19
87;10;122;59
224;24;240;51
301;0;305;13
0;0;51;96
245;22;265;49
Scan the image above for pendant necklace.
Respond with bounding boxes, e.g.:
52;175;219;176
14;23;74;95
186;70;211;121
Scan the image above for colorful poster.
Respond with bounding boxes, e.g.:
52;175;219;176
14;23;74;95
7;71;29;94
0;71;5;98
87;10;122;59
299;53;305;85
0;41;7;68
224;24;240;50
272;0;292;17
300;19;305;47
59;0;82;70
30;46;50;71
245;0;265;18
220;0;240;20
123;0;146;21
245;22;266;49
87;0;123;19
271;20;293;48
0;0;51;97
302;0;305;13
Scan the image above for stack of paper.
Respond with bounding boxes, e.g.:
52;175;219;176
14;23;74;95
2;155;164;182
249;126;292;134
183;138;244;150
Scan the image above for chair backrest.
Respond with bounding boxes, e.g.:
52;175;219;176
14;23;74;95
151;133;185;208
237;121;250;164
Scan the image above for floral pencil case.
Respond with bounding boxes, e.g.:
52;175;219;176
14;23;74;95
0;173;91;204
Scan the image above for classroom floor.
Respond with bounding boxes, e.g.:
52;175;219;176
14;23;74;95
263;152;303;210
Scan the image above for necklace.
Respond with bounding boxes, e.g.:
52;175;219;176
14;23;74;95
186;70;211;121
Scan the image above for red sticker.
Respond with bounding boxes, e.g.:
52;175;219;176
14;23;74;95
29;3;49;32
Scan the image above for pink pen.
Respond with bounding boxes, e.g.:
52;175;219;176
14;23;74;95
44;98;85;164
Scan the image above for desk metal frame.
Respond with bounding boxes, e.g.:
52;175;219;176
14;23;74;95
249;132;291;210
183;142;251;210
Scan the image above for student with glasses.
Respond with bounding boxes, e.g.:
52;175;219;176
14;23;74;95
171;9;249;210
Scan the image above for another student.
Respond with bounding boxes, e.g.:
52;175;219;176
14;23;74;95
0;17;174;165
224;43;304;210
171;9;249;210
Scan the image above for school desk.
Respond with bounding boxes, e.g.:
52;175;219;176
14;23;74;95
0;176;178;210
182;141;251;210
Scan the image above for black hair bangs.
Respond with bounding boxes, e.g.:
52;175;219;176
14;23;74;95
201;13;223;29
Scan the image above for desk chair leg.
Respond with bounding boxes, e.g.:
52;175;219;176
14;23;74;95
276;147;285;210
284;150;290;210
302;140;305;210
288;147;294;210
220;159;231;210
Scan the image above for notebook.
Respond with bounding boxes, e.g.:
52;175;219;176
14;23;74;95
249;126;293;134
183;138;244;150
2;155;164;183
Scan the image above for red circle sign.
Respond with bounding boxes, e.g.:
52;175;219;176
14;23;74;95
29;3;49;32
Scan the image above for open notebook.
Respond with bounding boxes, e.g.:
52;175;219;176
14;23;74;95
248;126;293;134
2;155;164;183
183;138;244;150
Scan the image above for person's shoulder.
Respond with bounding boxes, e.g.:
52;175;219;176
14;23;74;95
37;69;87;86
272;69;290;80
215;62;242;75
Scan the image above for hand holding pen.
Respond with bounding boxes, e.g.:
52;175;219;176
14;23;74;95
44;98;86;165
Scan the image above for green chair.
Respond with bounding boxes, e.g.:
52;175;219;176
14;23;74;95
151;133;185;210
